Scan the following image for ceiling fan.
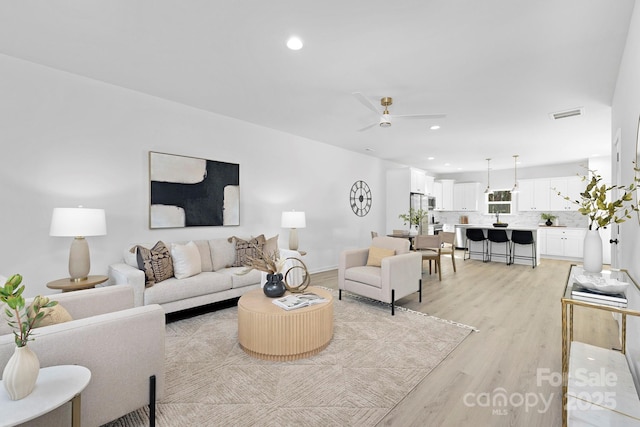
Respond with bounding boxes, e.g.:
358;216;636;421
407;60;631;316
352;92;446;131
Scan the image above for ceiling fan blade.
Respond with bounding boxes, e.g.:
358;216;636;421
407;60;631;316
392;113;447;120
357;122;380;132
352;92;381;115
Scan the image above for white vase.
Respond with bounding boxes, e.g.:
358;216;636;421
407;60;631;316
2;345;40;400
583;229;603;273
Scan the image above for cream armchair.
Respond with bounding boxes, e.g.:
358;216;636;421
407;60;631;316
338;236;422;315
0;285;165;427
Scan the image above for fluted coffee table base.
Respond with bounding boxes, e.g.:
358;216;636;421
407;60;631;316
237;286;334;361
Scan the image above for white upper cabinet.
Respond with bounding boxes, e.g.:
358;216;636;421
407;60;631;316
434;179;454;211
549;176;582;211
424;175;435;195
518;178;550;211
453;182;480;211
410;168;427;194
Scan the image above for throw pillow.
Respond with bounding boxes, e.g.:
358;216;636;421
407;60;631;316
366;246;396;267
232;235;266;267
263;234;279;259
34;304;73;328
171;241;203;279
131;241;174;287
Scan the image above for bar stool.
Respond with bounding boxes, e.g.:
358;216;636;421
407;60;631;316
464;228;488;262
511;230;537;268
487;229;511;265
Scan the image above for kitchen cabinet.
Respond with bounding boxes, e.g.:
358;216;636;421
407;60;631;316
434;179;454;211
517;178;550;211
424;175;434;195
542;228;586;259
410;168;427;194
549;176;582;211
453;182;480;211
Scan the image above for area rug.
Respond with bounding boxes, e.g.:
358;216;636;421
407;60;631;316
104;290;476;427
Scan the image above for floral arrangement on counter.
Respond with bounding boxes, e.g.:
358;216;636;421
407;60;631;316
554;167;639;230
0;274;57;347
398;208;429;227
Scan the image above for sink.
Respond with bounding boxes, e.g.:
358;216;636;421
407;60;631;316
493;223;508;228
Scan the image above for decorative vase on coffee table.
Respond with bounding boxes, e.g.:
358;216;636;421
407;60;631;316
263;273;286;298
583;229;603;273
2;345;40;400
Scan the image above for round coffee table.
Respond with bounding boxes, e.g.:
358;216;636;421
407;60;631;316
237;286;334;361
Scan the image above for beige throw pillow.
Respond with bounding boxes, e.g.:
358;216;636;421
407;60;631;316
366;246;396;267
263;234;279;259
130;241;174;287
171;241;203;279
35;304;73;328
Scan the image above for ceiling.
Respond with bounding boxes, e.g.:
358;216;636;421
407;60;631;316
0;1;635;174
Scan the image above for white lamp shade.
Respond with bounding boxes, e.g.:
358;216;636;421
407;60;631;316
281;211;306;229
50;208;107;237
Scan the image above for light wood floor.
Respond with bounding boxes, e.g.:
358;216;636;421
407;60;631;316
312;255;620;427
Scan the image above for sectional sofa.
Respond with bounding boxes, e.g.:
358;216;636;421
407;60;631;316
108;236;299;314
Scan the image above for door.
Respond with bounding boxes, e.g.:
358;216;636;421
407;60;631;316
611;129;622;268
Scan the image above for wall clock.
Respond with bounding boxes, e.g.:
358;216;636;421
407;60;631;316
350;180;372;217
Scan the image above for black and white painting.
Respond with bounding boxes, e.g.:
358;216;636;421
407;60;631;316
149;151;240;228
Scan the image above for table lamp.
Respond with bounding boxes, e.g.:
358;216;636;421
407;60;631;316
50;207;107;282
281;211;306;251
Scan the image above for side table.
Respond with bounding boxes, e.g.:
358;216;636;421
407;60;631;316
47;275;108;292
0;365;91;427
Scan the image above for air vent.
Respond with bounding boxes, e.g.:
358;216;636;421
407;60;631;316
549;107;584;120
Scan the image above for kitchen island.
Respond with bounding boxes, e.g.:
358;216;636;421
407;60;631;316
458;225;541;266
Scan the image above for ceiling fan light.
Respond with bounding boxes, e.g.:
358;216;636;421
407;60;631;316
379;114;391;128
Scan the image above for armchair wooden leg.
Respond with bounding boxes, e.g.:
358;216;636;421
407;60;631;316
391;289;395;316
339;289;342;300
451;252;456;272
149;375;156;427
418;279;422;303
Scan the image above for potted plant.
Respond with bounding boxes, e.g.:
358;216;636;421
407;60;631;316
398;208;429;234
554;168;639;272
0;274;57;400
540;213;557;226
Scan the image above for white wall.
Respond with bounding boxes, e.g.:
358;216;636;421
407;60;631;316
611;0;640;391
0;54;395;297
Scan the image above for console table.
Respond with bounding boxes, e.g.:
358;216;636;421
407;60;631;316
0;365;91;427
561;265;640;426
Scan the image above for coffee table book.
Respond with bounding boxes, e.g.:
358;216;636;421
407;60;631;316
571;285;627;307
272;292;328;311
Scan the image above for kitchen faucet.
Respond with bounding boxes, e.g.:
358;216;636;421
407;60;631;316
495;213;500;223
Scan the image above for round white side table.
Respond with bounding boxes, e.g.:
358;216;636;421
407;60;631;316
0;365;91;427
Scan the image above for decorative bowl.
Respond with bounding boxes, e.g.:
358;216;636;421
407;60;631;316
574;275;629;294
493;223;508;228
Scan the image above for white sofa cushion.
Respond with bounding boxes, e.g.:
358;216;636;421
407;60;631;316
209;238;237;271
171;241;202;279
345;266;382;288
227;268;262;289
143;272;232;306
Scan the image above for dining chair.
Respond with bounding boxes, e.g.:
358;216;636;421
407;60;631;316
413;234;441;281
439;231;456;273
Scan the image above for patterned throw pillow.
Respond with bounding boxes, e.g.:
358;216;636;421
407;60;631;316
130;241;174;287
232;235;266;267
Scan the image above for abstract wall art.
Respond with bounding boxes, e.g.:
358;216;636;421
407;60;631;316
149;151;240;228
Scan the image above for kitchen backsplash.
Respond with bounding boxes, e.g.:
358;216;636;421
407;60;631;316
432;210;588;229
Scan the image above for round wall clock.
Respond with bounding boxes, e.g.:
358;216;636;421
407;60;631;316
350;180;372;217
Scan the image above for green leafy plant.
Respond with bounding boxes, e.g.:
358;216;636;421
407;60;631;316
398;208;429;227
540;213;557;222
554;168;639;230
0;274;57;347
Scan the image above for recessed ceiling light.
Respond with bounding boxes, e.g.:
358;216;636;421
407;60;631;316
286;36;303;50
444;163;451;166
428;157;435;160
430;125;440;130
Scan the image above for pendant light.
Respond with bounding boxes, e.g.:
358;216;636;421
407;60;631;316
511;154;520;193
484;158;492;194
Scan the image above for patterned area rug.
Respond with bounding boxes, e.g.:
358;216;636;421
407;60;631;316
103;290;475;427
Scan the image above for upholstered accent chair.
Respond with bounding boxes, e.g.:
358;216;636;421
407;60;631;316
338;236;422;315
